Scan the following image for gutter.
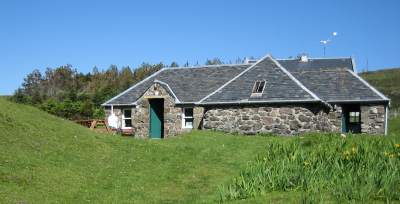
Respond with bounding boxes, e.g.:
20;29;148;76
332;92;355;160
196;99;322;106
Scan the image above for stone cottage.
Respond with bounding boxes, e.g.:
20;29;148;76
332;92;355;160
102;54;390;138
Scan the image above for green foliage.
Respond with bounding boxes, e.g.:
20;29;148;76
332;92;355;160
361;68;400;110
11;63;164;119
205;58;224;65
219;133;400;203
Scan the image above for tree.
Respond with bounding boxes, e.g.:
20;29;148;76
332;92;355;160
205;58;223;65
11;61;171;120
120;66;134;90
170;62;179;67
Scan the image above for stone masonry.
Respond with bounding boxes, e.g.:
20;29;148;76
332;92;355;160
202;104;339;135
360;105;386;134
133;83;182;138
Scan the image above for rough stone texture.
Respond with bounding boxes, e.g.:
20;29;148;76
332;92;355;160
133;83;182;138
193;107;204;129
202;104;338;135
360;105;385;134
327;105;342;132
105;83;182;138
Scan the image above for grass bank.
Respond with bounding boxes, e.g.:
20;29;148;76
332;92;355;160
220;132;400;203
1;97;399;203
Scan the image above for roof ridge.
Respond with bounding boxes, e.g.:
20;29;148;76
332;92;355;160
276;57;352;61
197;54;272;103
165;63;250;70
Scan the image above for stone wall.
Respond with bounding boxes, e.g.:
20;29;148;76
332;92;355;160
202;104;338;135
104;106;132;129
193;107;204;129
133;83;182;138
360;105;386;134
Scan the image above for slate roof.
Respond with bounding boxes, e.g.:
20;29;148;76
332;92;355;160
277;58;389;102
277;58;353;71
201;56;317;103
103;55;389;106
103;64;250;105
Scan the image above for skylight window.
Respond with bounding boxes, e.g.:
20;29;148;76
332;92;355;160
251;80;266;96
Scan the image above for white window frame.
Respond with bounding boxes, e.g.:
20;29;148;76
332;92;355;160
122;109;133;129
182;107;194;129
251;80;266;97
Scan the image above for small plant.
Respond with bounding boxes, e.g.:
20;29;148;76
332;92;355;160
219;133;400;202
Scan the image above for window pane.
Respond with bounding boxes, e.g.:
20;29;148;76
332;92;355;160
124;119;132;127
252;81;265;94
185;118;193;128
252;81;260;93
349;112;360;123
184;108;193;117
124;109;132;118
257;81;265;93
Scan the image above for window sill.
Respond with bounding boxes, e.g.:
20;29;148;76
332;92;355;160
250;93;263;97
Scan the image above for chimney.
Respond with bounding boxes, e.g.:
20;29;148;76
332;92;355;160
300;55;308;62
244;57;258;64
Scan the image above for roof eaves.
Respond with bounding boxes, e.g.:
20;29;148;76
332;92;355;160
101;68;166;106
102;103;137;107
197;99;320;105
327;99;390;103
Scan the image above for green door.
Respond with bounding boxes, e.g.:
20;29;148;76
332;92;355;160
149;99;164;138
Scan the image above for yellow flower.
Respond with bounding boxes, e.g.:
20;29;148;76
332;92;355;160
384;151;389;156
389;154;395;158
395;144;400;148
304;161;310;166
351;147;357;153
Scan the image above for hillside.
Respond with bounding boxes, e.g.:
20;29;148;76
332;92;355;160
361;68;400;110
0;98;399;203
0;98;275;203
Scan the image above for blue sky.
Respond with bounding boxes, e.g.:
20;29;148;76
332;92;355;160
1;0;399;95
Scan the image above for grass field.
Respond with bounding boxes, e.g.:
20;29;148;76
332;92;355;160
361;68;400;110
0;97;399;203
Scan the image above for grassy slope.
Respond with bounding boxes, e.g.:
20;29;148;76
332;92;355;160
0;98;275;203
361;68;400;110
1;98;399;203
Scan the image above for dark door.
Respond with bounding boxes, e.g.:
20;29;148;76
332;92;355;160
149;99;164;138
342;105;361;133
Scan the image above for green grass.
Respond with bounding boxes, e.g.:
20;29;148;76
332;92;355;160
1;97;399;203
219;132;400;203
361;68;400;110
0;98;274;203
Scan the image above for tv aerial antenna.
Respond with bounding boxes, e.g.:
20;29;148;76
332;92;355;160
320;32;338;57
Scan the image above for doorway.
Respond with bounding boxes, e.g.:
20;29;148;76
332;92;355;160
149;99;164;138
342;105;361;133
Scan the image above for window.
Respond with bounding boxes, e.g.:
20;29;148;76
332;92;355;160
251;80;266;96
122;109;132;128
349;111;360;123
182;108;194;129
